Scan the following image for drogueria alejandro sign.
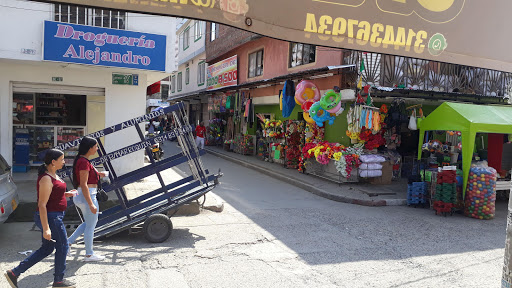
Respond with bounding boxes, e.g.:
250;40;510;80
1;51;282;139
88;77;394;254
37;0;512;72
43;21;166;71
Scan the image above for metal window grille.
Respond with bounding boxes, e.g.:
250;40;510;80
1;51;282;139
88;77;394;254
289;43;316;68
54;4;125;29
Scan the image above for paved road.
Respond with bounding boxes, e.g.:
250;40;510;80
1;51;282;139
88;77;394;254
0;140;508;288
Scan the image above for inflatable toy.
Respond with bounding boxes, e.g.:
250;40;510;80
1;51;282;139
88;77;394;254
320;90;342;114
309;102;335;127
295;80;321;104
301;99;315;113
303;111;315;124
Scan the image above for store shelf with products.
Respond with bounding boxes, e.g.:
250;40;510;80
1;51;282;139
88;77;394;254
57;127;85;162
13;93;35;125
36;94;68;125
27;126;55;165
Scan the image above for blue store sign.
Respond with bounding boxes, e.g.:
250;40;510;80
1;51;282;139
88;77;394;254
43;21;166;72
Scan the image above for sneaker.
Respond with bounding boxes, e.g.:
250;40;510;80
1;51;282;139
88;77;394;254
4;270;18;288
52;279;76;288
83;254;105;262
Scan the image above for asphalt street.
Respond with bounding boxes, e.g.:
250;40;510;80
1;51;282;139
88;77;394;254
0;139;508;288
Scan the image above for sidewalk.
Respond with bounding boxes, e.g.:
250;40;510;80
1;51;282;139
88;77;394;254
205;146;408;207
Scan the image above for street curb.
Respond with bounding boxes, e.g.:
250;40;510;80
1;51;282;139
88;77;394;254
205;149;406;207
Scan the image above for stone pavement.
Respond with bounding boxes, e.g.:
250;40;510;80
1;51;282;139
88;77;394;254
205;146;408;207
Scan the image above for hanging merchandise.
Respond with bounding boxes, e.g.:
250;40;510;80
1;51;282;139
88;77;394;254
282;80;296;118
416;108;425;128
301;99;315;112
225;94;233;110
309;102;335;127
385;98;407;135
408;109;418;131
319;89;342;114
279;91;283;111
295;80;321;104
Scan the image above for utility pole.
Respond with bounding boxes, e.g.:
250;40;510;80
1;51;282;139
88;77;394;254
502;176;512;288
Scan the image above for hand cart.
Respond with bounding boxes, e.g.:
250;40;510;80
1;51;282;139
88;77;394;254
47;102;222;242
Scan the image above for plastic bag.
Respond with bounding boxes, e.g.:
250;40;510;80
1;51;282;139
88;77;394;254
359;154;386;163
360;163;383;170
359;169;383;178
408;109;417;130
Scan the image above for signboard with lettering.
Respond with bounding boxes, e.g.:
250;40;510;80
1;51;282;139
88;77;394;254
207;55;237;91
112;73;139;85
43;20;166;71
44;0;512;73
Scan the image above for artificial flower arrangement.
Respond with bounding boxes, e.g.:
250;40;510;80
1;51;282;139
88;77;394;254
334;144;363;178
346;127;385;151
285;121;304;168
304;123;324;143
224;139;234;144
301;142;363;178
262;119;284;138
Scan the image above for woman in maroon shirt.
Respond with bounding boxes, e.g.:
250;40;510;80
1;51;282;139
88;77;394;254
67;136;106;262
5;149;76;288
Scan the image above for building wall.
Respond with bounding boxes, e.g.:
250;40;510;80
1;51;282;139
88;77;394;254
206;36;344;86
177;20;206;65
0;61;148;174
0;0;176;74
205;23;259;63
170;51;206;98
0;0;177;173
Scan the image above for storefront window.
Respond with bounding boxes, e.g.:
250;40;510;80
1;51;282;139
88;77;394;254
12;93;88;166
35;94;86;126
13;93;34;125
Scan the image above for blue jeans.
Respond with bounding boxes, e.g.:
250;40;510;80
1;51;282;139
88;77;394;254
12;211;68;282
67;188;98;256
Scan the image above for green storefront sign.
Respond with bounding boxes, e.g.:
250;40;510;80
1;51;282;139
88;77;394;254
112;73;139;86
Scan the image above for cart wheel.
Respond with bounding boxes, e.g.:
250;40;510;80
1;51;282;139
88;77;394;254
143;214;173;243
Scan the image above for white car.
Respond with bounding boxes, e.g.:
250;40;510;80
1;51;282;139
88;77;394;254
0;154;19;223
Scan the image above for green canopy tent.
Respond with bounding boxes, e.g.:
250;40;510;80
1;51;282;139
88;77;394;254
417;102;512;197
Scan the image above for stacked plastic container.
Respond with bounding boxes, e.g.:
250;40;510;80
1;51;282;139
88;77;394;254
407;182;428;206
464;165;497;220
433;170;457;215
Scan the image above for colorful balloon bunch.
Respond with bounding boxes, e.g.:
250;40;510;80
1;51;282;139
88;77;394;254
296;80;344;127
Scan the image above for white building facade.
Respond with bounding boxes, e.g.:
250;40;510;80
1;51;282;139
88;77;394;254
0;0;176;174
169;19;208;126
